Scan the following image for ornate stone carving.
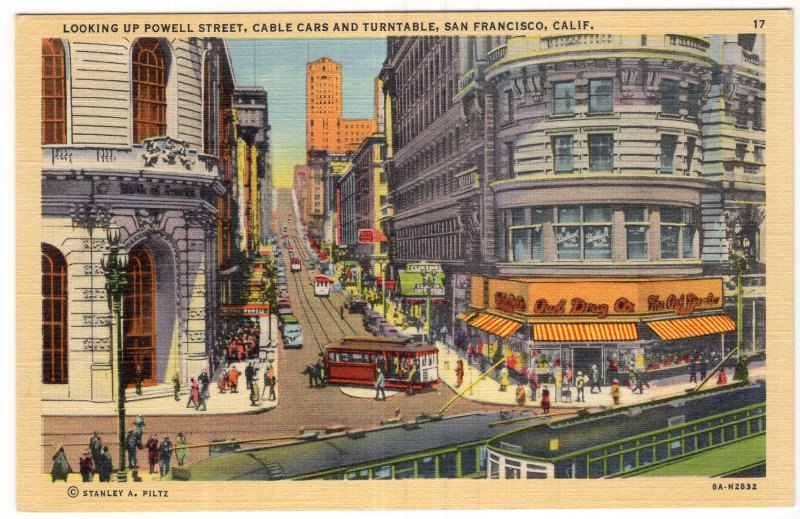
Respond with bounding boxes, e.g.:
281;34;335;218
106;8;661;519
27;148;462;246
141;137;196;170
135;209;164;232
643;65;662;98
82;313;111;327
70;203;112;231
621;68;640;98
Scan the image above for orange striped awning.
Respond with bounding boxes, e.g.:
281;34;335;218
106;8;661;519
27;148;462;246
456;310;478;322
646;314;736;341
533;322;640;342
469;313;523;338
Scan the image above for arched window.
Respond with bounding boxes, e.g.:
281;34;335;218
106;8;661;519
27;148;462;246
132;38;167;143
123;244;156;387
42;244;68;384
42;39;67;145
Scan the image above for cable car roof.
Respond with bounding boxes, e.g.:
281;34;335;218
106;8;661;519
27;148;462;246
324;336;438;353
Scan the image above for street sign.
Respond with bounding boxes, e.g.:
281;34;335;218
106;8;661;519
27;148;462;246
407;262;443;274
358;229;375;243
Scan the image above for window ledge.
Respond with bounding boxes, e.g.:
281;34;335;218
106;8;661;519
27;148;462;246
548;113;577;120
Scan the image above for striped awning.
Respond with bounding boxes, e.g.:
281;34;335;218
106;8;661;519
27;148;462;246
647;314;736;341
533;322;640;342
469;313;524;338
456;310;478;322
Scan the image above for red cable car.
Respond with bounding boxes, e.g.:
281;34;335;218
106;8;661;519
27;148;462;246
323;337;440;391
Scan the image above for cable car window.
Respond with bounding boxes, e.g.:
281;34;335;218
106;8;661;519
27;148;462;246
589;460;604;478
505;466;521;479
737;422;748;438
372;465;392;480
655;442;669;461
607;455;620;475
393;460;415;480
637;447;651;467
458;448;476;475
526;470;547;479
489;460;500;479
346;469;369;480
749;419;761;433
684;436;696;453
670;440;682;457
438;451;457;478
479;446;487;472
697;432;710;449
711;429;722;445
573;457;587;478
418;456;436;479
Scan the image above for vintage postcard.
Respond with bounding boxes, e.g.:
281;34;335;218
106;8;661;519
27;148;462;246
15;8;794;511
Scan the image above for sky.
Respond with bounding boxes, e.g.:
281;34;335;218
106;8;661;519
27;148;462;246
227;39;387;188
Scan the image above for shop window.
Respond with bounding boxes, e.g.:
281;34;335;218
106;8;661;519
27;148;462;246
132;38;167;143
553;81;575;115
589;79;614;113
42;39;67;145
660;79;680;116
660;207;696;260
660;134;679;173
588;134;614;171
42;244;68;384
556;206;612;261
553;135;574;172
625;207;649;260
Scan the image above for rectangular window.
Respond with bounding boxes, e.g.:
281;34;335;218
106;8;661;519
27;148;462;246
753;98;764;129
735;143;747;160
553;135;574;172
754;145;764;163
503;90;514;124
589;79;614;113
553;81;576;114
556;206;611;261
418;456;437;479
661;79;680;115
687;83;700;119
660;207;696;260
686;137;697;170
438;452;458;478
661;134;679;173
507;143;516;178
372;465;392;480
736;95;749;126
625;207;649;260
589;134;614;171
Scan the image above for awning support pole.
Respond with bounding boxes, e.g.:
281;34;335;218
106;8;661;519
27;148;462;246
436;357;506;416
692;346;739;392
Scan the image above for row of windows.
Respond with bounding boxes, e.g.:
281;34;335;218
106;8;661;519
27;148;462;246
394;219;458;239
394;233;461;261
318;445;486;480
505;206;697;262
543;133;697;175
501;77;703;124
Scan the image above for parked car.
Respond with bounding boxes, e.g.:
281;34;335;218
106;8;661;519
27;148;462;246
344;299;368;314
307;262;316;271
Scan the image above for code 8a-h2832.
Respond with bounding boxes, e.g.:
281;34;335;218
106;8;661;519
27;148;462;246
712;483;758;491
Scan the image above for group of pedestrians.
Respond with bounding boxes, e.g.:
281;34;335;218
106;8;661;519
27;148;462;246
185;369;211;411
52;425;190;483
223;322;261;362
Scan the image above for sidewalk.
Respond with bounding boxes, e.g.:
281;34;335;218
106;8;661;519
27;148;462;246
436;344;766;410
43;317;281;417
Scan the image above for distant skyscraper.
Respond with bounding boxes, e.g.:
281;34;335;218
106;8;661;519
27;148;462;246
306;57;375;155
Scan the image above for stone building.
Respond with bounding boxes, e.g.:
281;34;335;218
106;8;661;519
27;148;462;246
40;37;241;405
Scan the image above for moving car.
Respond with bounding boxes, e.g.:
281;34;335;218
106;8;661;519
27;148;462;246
279;314;303;349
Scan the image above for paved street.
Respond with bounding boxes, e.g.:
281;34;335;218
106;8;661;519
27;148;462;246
41;190;496;472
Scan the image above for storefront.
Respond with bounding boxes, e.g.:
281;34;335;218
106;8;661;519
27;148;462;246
459;276;735;383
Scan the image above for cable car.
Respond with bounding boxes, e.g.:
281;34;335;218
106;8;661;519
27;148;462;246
290;257;301;272
314;275;331;297
323;337;439;391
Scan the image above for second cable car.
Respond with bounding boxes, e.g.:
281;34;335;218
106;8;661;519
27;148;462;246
313;275;332;297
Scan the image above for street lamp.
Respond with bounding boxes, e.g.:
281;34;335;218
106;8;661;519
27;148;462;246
378;258;388;320
101;225;129;483
422;272;435;343
727;216;752;381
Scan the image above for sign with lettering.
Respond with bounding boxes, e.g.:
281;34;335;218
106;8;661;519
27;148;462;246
478;276;724;318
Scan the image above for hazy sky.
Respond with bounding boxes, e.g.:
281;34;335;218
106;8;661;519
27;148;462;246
227;39;387;188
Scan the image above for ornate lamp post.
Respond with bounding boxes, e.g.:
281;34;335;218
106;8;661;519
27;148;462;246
422;272;434;343
101;226;129;482
727;219;751;381
377;258;388;320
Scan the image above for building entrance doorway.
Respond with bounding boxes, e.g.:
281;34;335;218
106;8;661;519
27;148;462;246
123;243;157;388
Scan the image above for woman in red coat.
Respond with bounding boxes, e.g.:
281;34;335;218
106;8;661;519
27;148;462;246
541;386;551;414
717;368;728;385
190;378;200;405
455;359;464;387
145;435;159;474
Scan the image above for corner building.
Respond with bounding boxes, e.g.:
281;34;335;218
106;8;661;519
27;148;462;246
40;37;240;404
382;35;765;378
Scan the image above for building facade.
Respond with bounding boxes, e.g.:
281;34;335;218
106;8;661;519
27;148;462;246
381;34;765;364
41;37;241;404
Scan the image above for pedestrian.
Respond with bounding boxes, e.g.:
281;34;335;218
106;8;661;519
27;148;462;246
79;452;94;482
245;362;254;390
467;343;475;365
499;365;509;392
406;360;420;395
315;357;326;387
565;364;573;386
51;447;71;482
699;357;708;381
507;354;517;374
628;368;638;393
187;378;199;407
515;384;527;407
575;371;586;402
375;368;386;401
228;367;241;393
134;363;144;395
266;364;277;401
218;368;229;393
97;446;113;482
632;368;646;394
541;386;551;414
528;366;539;401
689;359;698;383
175;432;188;467
125;429;138;469
303;365;317;388
590;364;602;394
249;377;261;406
199;369;210;401
196;384;208;411
133;415;145;448
339;305;344;319
89;431;102;474
611;379;621;405
717;368;728;385
171;372;181;401
455;358;464;387
159;436;173;477
145;434;159;474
